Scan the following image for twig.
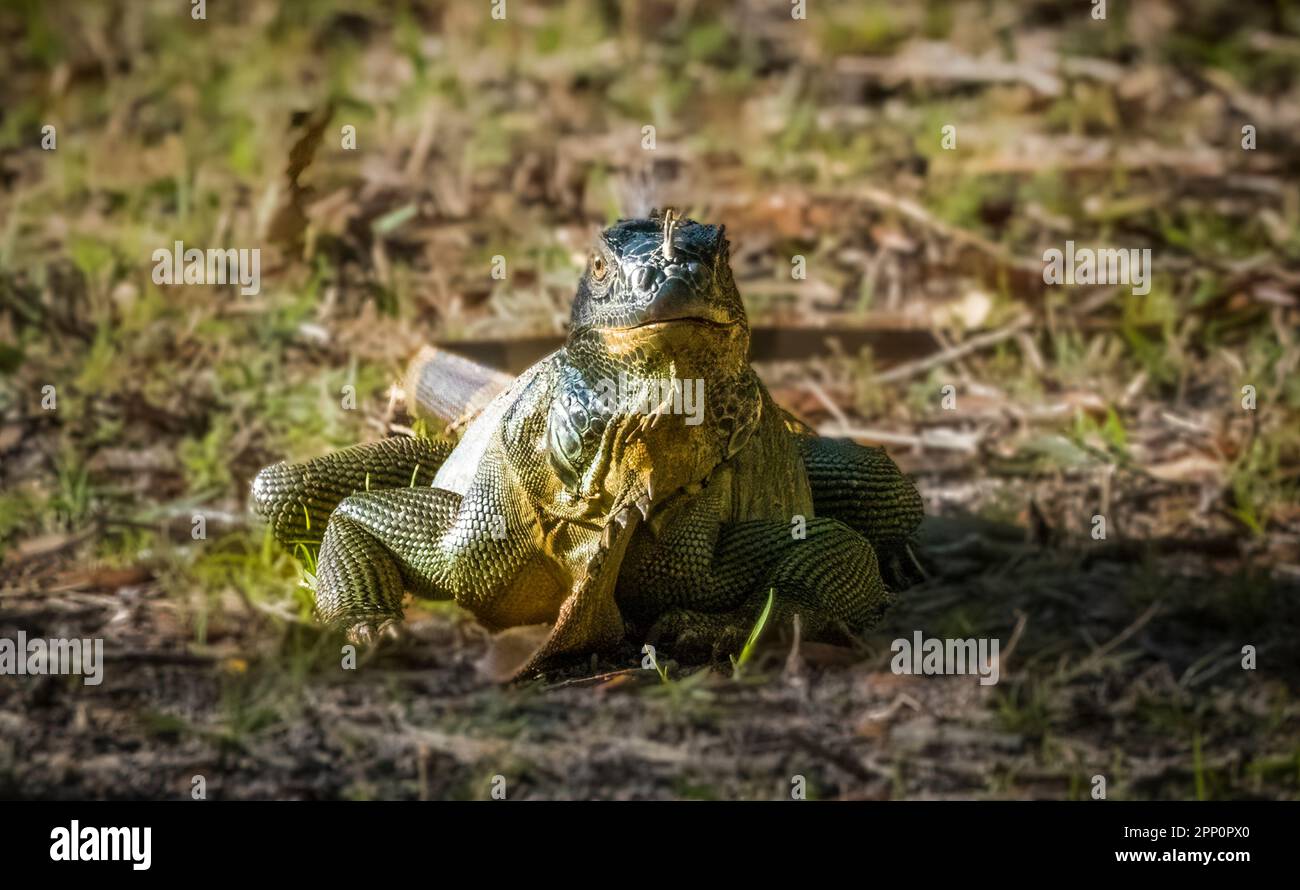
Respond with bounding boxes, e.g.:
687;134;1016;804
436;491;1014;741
103;651;218;666
783;612;804;683
801;379;849;428
836;43;1063;97
860;693;922;724
874;314;1033;384
815;424;981;454
542;668;645;691
1000;609;1029;675
1060;601;1161;682
854;186;1042;274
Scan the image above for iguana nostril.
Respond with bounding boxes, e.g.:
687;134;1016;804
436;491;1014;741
654;275;693;307
632;267;653;291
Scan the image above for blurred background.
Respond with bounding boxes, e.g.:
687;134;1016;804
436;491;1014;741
1;0;1298;800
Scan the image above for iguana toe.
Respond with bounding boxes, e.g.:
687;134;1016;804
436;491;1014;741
647;609;747;663
345;617;404;646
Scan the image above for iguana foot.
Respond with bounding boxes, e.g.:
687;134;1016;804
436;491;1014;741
344;617;405;646
646;609;748;662
637;516;889;663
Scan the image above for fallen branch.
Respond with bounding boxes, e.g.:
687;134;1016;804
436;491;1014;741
874;314;1033;384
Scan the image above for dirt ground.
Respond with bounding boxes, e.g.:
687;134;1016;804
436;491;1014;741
3;511;1298;800
2;1;1299;799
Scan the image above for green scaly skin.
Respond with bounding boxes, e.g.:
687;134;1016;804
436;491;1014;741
251;213;923;673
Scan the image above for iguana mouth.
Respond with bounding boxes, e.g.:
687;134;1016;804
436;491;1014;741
610;316;740;333
605;268;744;333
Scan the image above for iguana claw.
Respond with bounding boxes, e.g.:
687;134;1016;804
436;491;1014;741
345;617;404;646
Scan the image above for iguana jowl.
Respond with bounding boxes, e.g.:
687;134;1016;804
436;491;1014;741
252;212;922;676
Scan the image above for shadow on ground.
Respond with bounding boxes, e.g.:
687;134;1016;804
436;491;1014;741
2;513;1295;801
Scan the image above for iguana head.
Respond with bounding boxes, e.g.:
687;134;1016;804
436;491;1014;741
548;212;762;525
568;210;747;342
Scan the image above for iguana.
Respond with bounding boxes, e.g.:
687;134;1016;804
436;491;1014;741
251;211;922;677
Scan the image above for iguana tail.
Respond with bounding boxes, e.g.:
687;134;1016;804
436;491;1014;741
403;346;514;433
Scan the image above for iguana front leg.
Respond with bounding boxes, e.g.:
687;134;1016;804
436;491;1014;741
300;434;625;660
309;490;640;680
311;487;462;636
304;464;556;637
251;436;454;548
624;488;889;659
796;435;924;589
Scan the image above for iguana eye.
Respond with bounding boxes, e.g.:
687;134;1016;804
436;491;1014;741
591;255;608;281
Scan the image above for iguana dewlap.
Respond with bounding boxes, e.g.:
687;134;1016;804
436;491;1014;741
252;211;922;677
